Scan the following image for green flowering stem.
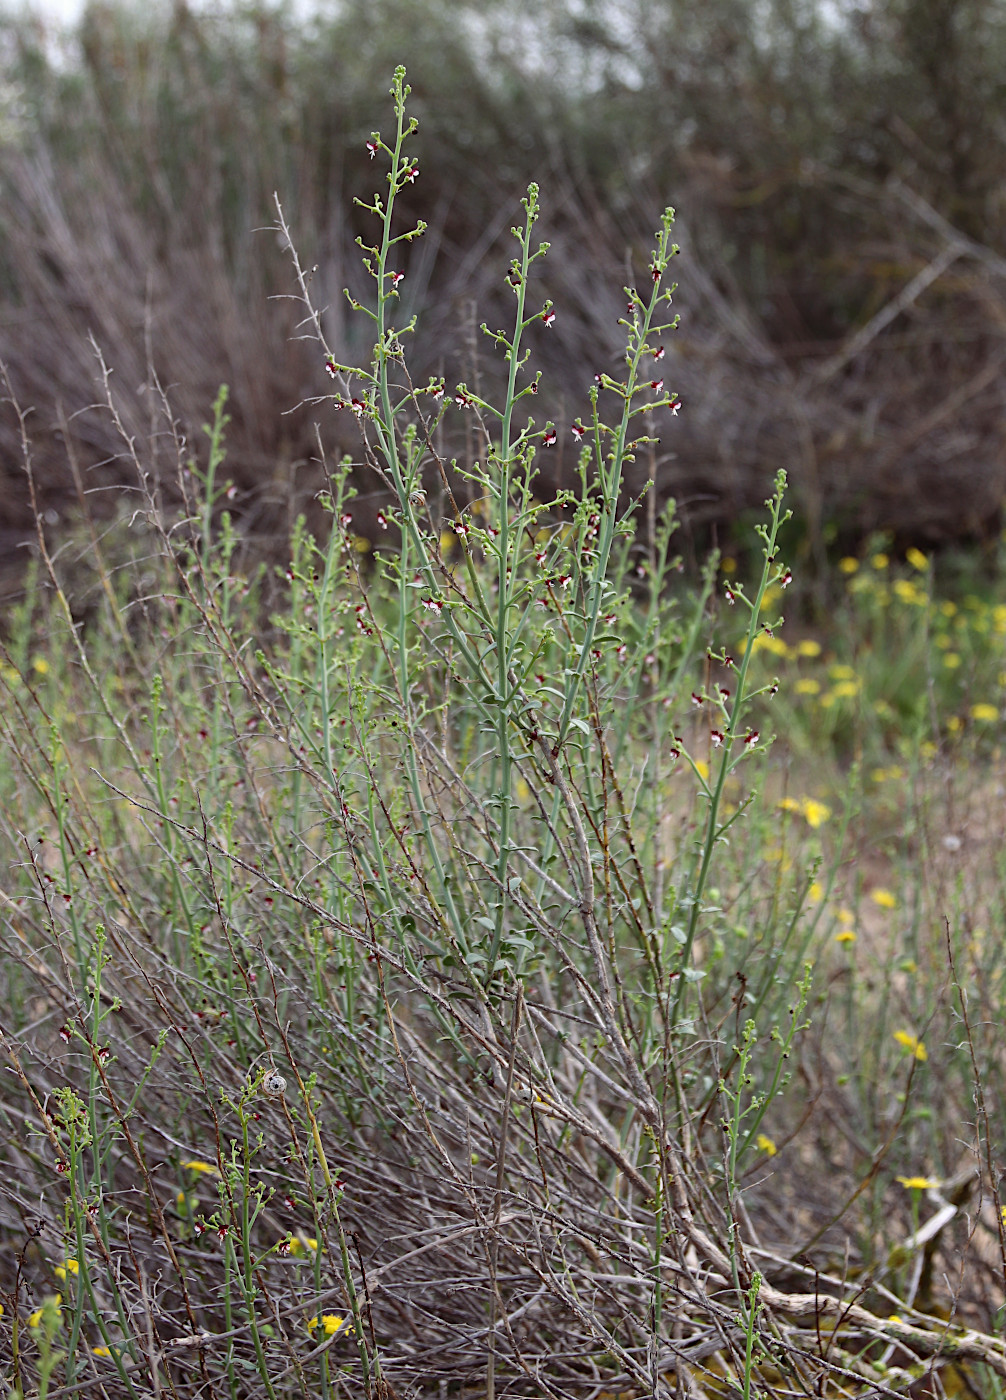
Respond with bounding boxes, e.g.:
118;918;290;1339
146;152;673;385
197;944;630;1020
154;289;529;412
674;470;791;1023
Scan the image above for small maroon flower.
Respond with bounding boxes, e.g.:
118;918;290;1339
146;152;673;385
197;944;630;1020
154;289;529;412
340;513;353;528
691;692;704;707
725;585;736;605
541;309;556;327
645;653;656;666
557;574;573;590
616;644;627;659
534;551;547;568
429;382;444;401
350;398;366;417
454;390;472;409
543;428;557;448
780;569;793;589
653;345;665;361
217;1224;227;1240
571;420;586;441
390;270;404;287
422;597;444;614
59;1025;71;1043
403;164;419;183
324;361;338;379
454;521;469;538
376;511;388;530
718;687;731;701
594;372;604;385
650;379;664;393
366;140;378;159
710;730;725;748
56;1159;69;1174
669;400;681;416
744;730;759;748
97;1046;111;1064
650;262;661;282
769;683;779;696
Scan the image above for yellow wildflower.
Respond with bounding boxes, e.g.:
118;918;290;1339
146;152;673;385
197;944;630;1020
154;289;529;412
777;797;802;814
871;553;889;570
750;632;789;656
893;1031;927;1061
971;703;999;722
808;881;824;902
28;1295;62;1328
831;679;860;699
694;759;709;781
796;639;822;657
32;657;50;675
828;664;856;681
947;715;962;733
834;930;856;944
288;1236;319;1257
942;652;961;669
896;1175;938;1190
838;557;859;574
756;1133;777;1157
53;1260;79;1282
181;1159;219;1176
802;799;831;829
871;889;897;909
308;1314;350;1337
795;678;820;695
721;556;737;574
905;548;928;571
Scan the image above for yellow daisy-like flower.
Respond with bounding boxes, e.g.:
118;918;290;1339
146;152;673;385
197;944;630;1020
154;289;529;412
181;1159;219;1176
834;929;856;944
795;678;820;695
53;1260;79;1282
802;799;831;829
796;639;822;657
971;703;999;722
756;1133;777;1157
288;1236;319;1257
838;557;859;574
905;548;928;571
831;679;860;699
871;889;897;909
308;1313;349;1337
27;1295;62;1329
896;1175;939;1190
893;1030;927;1061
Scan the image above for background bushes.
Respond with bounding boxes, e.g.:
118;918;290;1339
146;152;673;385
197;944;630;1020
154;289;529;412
2;0;1006;594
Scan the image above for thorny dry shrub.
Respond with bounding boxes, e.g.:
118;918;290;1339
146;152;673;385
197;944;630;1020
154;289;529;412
3;65;1006;1400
